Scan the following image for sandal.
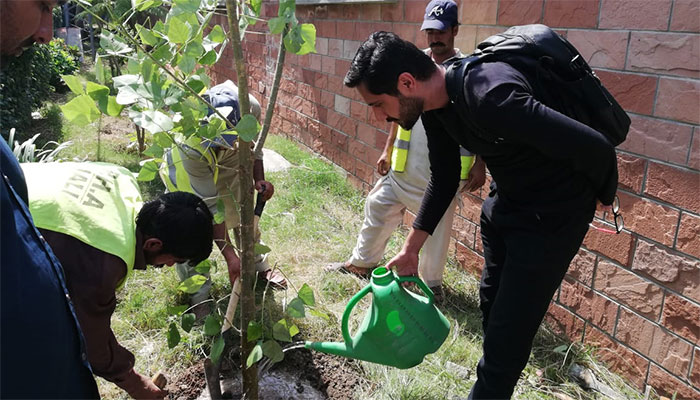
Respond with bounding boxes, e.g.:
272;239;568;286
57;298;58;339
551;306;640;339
324;262;372;278
257;269;287;290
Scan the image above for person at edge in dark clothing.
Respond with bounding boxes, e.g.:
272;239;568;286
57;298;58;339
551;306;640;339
1;0;100;398
344;31;618;399
20;161;215;399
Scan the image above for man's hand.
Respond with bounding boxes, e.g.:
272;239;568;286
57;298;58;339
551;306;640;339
255;180;274;201
385;250;419;277
461;156;486;192
225;252;241;285
122;370;167;399
376;150;391;176
384;229;429;277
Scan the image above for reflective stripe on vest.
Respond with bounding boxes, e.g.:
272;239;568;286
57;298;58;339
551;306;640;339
21;162;143;289
391;127;474;179
390;126;411;172
159;136;219;195
460;148;475;180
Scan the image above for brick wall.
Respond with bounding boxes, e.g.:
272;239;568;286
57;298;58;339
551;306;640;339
209;1;700;397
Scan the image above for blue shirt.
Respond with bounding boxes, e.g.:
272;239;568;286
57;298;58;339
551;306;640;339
1;139;99;399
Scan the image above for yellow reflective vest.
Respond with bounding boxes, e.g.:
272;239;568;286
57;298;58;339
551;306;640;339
391;126;474;179
21;162;143;289
159;136;219;194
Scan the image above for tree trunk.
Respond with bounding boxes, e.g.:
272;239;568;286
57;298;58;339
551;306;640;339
224;1;258;399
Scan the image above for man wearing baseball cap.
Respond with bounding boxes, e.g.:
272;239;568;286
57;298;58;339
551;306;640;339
421;0;460;64
325;0;485;302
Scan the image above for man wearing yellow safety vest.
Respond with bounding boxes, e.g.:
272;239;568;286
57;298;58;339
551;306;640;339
21;161;214;399
325;0;485;302
159;80;286;313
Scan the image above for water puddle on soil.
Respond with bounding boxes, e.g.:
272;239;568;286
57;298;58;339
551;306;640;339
195;370;326;400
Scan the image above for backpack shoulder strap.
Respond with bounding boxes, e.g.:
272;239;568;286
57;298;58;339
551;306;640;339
445;56;477;105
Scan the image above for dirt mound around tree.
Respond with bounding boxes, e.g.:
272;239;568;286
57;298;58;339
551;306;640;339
167;348;364;400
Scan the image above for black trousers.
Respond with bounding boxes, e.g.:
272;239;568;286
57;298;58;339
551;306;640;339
468;193;594;399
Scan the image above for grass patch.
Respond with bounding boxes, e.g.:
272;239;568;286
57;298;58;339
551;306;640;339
53;126;646;399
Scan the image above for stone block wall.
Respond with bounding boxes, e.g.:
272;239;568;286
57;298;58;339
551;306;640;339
209;1;699;397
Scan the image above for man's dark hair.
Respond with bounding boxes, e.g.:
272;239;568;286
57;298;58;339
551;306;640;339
344;31;438;95
136;192;214;265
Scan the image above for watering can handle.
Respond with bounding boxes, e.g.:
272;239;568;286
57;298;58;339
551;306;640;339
397;276;434;305
340;284;372;347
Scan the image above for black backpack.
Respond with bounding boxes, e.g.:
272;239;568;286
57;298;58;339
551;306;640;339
445;24;630;146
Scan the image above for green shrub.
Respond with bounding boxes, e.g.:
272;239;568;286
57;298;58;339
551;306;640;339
46;38;80;90
0;45;53;137
0;39;80;140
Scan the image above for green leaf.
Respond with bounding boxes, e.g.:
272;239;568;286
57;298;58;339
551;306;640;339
167;323;181;348
112;74;141;88
130;110;174;134
246;342;263;368
254;243;271;255
285;24;316;56
172;0;200;14
247;321;263;342
298;283;315;306
287;297;306;318
141;58;154;80
278;0;295;18
207;25;226;43
297;24;317;56
214;198;226;224
61;95;101;126
137;159;159;181
261;340;284;363
105;96;124;117
309;308;330;321
184;40;204;58
283;26;301;54
235;114;260;142
198;50;217;66
248;0;262;15
133;0;162;12
152;43;175;64
166;304;188;315
177;274;207;294
100;31;132;56
167;16;191;44
61;75;84;95
272;319;292;342
181;313;196;332
137;23;160;46
94;59;107;84
210;336;225;364
144;143;164;158
186;75;206;93
268;17;286;35
194;259;211;274
153;131;174;148
552;345;569;355
86;81;109;101
204;315;221;336
178;55;196;75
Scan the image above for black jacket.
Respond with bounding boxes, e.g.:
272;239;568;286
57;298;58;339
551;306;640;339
414;61;618;234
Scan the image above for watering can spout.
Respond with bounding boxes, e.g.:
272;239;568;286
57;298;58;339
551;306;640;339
304;341;353;359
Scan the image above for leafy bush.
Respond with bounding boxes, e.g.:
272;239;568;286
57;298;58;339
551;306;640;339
47;38;80;89
0;39;80;140
0;45;53;136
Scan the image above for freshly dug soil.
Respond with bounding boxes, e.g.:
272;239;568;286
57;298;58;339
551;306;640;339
167;348;364;400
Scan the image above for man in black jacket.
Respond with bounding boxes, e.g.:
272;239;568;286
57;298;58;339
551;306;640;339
344;31;618;399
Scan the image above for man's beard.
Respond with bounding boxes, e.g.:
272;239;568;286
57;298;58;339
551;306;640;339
393;94;423;130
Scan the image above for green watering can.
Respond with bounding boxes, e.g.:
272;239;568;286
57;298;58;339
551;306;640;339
305;267;450;369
